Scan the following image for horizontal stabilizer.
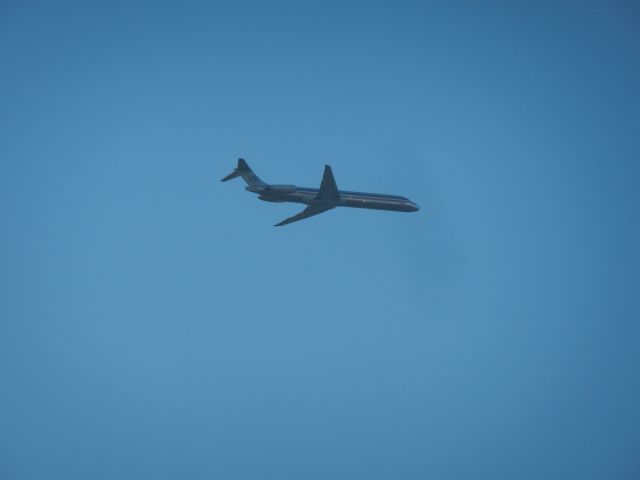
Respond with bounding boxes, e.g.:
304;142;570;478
220;158;267;187
221;170;241;182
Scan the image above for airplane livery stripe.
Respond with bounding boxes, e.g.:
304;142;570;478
296;187;408;201
222;159;418;226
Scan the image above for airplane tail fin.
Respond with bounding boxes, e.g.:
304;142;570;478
221;158;267;187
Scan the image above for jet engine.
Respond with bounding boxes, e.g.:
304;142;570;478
266;184;297;193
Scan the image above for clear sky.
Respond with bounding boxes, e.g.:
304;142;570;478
2;1;639;478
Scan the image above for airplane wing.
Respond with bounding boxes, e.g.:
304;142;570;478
274;204;334;227
315;165;340;202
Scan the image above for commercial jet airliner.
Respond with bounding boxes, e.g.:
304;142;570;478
221;158;419;226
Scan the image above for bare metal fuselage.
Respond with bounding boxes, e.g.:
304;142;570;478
251;185;419;213
222;158;418;226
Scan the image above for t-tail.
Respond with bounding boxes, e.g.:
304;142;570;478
221;158;267;188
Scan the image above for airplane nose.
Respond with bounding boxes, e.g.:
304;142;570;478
407;201;419;212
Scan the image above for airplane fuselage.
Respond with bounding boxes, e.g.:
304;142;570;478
222;159;418;226
249;185;419;212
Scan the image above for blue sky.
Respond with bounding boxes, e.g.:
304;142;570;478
2;1;639;478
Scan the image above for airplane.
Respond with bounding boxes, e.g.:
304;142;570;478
221;158;419;226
